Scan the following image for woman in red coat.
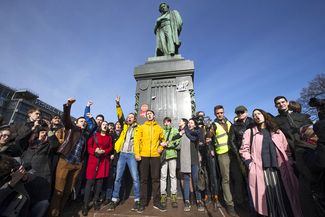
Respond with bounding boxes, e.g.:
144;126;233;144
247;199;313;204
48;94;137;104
83;121;113;216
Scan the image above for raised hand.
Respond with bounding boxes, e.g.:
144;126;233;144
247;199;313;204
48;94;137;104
87;100;93;107
115;96;120;105
67;97;76;105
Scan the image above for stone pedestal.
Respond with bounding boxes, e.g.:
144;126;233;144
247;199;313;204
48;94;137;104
134;55;195;125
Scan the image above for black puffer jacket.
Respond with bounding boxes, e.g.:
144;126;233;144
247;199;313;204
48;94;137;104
228;117;255;153
274;111;312;157
11;120;35;151
21;136;58;183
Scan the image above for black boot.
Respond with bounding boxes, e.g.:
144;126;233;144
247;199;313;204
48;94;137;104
82;205;88;216
94;201;101;210
190;192;196;205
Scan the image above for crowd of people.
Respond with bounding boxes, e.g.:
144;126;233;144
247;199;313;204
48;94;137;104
0;95;324;217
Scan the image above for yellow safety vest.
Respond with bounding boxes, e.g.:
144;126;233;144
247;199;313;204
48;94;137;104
214;120;232;154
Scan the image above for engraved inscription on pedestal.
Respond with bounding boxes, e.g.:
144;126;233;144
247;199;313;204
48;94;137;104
134;56;195;125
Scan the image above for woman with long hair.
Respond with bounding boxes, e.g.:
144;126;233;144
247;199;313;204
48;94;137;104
175;118;205;212
82;121;112;216
239;109;302;217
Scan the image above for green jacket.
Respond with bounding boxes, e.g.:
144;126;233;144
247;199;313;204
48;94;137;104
163;126;180;160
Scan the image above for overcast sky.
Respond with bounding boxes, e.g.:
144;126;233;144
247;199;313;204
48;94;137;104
1;0;324;122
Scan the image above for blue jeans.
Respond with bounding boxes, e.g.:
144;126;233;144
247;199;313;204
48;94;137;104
112;152;140;201
183;164;201;201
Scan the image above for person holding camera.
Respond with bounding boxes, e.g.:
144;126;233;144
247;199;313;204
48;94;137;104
21;125;59;217
11;107;42;152
304;97;325;216
82;121;113;216
0;154;29;217
0;128;23;159
193;111;222;211
310;97;325;167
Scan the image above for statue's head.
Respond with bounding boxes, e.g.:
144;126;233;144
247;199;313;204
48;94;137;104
159;3;169;13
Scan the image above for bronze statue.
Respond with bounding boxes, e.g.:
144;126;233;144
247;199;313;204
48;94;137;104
154;3;183;56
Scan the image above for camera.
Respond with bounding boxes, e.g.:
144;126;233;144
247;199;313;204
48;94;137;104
309;97;325;108
203;116;213;129
38;119;49;128
194;116;205;126
193;115;213;129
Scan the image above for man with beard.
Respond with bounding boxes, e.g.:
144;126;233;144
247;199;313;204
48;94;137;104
107;96;141;212
49;98;95;217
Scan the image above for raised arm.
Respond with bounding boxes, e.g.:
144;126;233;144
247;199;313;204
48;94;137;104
85;112;97;136
115;96;125;124
62;98;75;130
84;100;93;129
184;127;199;142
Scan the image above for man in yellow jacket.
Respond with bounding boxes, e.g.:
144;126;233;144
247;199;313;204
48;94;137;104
134;110;166;213
107;96;141;212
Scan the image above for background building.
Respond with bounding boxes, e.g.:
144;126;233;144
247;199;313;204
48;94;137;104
0;82;63;126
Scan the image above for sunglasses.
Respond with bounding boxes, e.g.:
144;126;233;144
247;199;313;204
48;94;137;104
236;111;245;115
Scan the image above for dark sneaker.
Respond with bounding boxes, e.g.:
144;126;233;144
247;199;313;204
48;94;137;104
98;198;104;204
213;200;222;211
153;202;167;212
160;194;167;208
137;205;145;213
131;201;140;211
190;192;196;205
171;194;178;208
227;205;237;217
184;200;191;212
94;201;100;210
103;199;111;205
197;201;205;212
107;201;118;211
82;205;88;216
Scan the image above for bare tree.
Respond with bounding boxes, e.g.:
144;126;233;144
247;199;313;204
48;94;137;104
298;73;325;120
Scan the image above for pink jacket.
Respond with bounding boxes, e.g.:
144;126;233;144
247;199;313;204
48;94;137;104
239;127;302;217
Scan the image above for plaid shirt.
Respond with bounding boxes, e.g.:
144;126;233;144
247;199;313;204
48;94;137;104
65;135;86;164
